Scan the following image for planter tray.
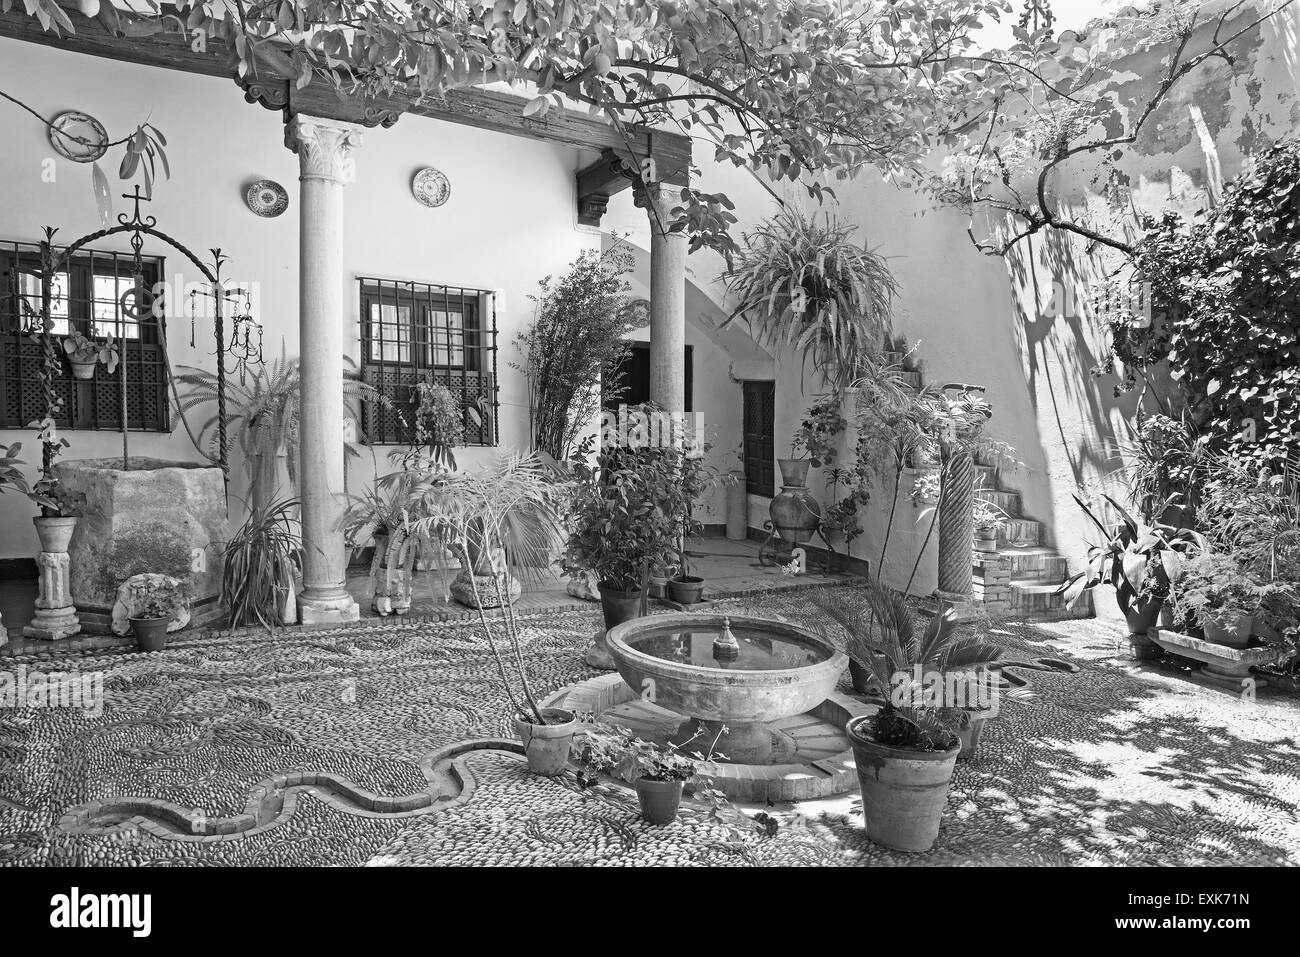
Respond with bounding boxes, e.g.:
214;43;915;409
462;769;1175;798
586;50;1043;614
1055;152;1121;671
1148;628;1287;690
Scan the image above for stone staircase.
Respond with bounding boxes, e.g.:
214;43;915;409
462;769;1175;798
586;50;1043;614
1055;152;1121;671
971;458;1092;620
880;351;1089;621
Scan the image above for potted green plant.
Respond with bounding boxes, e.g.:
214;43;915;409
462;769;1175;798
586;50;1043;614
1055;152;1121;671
814;581;1008;852
407;453;575;775
27;474;86;552
341;472;421;615
221;498;302;630
62;329;119;380
972;493;1007;553
1059;493;1205;657
561;431;685;631
126;577;188;652
572;725;698;825
1172;552;1265;649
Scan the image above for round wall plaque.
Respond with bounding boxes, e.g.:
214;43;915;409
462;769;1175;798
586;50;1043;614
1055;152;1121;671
49;111;109;163
412;167;450;207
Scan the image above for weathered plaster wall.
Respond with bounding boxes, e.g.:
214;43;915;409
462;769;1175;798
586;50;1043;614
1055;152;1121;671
0;37;600;559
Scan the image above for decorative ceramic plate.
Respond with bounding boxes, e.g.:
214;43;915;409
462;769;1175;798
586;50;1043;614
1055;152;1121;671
245;179;289;217
48;111;109;163
411;167;450;207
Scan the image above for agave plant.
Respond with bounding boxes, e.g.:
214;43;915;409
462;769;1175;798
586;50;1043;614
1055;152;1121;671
221;497;301;631
1058;493;1206;615
813;581;1015;750
173;349;387;502
721;208;898;388
404;453;570;724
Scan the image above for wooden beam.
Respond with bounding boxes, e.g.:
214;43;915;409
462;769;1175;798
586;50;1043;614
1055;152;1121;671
0;6;691;179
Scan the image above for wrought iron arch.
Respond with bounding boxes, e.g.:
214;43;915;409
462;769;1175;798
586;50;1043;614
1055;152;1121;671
34;186;232;485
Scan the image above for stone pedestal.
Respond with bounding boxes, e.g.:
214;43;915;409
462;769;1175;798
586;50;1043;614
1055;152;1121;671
450;571;522;608
24;550;80;640
54;458;228;634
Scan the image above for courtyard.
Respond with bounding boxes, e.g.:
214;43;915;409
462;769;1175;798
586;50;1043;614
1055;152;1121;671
0;0;1298;891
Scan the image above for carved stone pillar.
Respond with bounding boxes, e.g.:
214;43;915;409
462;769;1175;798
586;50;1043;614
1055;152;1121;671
25;550;80;640
286;115;363;625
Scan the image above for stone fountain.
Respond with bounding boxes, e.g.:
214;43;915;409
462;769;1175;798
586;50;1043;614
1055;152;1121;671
546;612;872;801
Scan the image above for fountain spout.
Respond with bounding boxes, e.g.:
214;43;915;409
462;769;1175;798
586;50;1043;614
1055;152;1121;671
713;616;740;661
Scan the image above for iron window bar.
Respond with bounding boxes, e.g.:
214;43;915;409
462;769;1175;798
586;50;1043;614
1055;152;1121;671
357;276;499;448
0;238;169;432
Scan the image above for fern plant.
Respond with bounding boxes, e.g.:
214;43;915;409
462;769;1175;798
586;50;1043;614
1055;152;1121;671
721;209;898;388
173;351;386;499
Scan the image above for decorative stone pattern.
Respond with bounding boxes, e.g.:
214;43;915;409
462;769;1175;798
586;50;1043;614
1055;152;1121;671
110;574;192;636
23;551;81;640
54;458;229;632
1;591;1297;866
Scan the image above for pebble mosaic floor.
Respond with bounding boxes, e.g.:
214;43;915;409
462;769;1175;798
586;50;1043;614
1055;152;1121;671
2;589;1299;866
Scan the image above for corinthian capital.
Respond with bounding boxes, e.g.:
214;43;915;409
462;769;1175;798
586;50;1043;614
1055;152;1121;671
286;115;364;185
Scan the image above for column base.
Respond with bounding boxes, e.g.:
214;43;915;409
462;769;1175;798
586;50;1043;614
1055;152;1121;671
298;592;360;626
23;606;82;641
931;590;981;622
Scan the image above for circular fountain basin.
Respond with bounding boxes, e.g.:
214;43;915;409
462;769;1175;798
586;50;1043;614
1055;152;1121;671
606;613;847;726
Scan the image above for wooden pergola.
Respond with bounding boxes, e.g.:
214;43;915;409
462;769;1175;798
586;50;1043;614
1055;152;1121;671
1;5;694;625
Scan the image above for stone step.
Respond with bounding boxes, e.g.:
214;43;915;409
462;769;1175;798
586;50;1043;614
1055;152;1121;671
883;350;906;367
975;463;999;486
993;546;1068;583
976;489;1020;515
1010;580;1093;619
1000;518;1040;547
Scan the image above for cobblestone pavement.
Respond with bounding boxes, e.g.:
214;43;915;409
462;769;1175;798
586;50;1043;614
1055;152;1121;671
2;589;1298;866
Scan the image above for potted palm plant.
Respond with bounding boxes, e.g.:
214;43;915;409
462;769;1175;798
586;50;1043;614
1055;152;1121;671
814;581;1009;852
125;576;188;652
406;453;575;775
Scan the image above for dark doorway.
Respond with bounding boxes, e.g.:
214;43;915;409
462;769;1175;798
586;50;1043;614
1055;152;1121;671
742;380;775;497
603;342;693;411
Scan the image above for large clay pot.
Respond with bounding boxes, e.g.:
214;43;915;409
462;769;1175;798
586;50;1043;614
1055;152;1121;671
33;516;78;553
1118;587;1164;660
769;479;821;545
635;777;684;825
1202;611;1253;649
847;715;960;852
513;707;578;776
599;584;643;631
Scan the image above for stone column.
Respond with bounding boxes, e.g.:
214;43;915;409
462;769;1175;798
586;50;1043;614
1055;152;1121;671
286;115;362;625
642;182;687;414
24;550;80;640
936;446;976;604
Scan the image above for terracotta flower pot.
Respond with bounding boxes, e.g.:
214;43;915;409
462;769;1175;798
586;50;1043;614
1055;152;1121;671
1202;611;1253;649
634;777;684;825
33;515;78;553
131;616;169;653
513;707;578;777
598;584;643;631
666;575;705;606
69;359;96;380
846;715;960;852
973;528;999;553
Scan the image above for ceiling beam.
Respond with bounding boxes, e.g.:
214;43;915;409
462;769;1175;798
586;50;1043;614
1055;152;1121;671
0;6;691;182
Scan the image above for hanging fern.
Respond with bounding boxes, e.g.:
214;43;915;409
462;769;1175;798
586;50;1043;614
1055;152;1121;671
721;209;899;387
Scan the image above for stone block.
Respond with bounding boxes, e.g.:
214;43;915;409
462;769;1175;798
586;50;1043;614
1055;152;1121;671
55;458;229;633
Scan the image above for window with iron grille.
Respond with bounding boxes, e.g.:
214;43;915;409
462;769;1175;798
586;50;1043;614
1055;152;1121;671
357;278;498;446
0;241;170;432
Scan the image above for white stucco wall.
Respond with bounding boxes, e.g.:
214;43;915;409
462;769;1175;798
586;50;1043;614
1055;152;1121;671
0;37;600;559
